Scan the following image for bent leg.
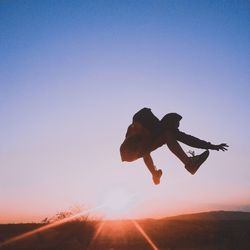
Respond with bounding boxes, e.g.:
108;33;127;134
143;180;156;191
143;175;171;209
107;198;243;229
164;130;189;165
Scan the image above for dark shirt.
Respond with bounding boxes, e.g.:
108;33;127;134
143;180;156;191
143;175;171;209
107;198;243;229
125;122;212;151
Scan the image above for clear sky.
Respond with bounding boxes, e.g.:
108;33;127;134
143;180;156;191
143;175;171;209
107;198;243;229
1;0;250;223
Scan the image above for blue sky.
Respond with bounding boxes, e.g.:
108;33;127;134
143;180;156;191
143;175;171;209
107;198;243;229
0;0;249;222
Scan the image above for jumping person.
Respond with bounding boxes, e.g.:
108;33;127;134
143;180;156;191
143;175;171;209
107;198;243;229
120;108;228;185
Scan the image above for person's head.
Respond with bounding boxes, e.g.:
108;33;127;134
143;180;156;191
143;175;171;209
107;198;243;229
160;113;182;130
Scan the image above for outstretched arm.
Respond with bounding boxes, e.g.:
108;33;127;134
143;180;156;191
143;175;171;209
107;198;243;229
143;154;157;175
143;154;162;185
176;131;229;151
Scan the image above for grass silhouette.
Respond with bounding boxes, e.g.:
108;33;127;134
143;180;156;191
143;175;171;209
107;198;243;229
0;211;250;250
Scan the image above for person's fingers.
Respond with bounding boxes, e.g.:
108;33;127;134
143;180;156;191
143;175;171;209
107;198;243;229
215;143;229;151
220;144;229;151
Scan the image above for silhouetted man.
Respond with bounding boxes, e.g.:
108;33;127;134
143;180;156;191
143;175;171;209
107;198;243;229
120;108;228;185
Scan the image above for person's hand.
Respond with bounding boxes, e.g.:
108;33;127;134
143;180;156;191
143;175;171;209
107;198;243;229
214;143;229;151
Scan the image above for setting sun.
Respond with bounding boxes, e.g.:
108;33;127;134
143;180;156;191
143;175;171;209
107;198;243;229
100;189;137;219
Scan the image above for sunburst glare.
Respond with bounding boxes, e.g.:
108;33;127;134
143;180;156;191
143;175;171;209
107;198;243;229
101;188;137;219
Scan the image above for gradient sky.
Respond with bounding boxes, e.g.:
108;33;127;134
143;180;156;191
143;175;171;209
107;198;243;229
1;0;250;223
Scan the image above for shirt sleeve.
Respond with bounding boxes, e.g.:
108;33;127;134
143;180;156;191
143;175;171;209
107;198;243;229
176;130;212;149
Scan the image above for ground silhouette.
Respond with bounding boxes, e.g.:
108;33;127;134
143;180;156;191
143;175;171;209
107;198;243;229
0;211;249;250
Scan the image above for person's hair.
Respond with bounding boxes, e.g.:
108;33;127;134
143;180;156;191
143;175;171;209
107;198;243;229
160;113;182;129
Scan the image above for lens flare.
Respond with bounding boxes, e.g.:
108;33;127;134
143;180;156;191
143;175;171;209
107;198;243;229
131;220;158;250
101;189;137;219
0;205;105;248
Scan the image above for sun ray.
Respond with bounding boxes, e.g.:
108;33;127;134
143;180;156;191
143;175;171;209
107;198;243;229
131;220;158;250
92;221;106;241
86;220;106;250
0;204;105;248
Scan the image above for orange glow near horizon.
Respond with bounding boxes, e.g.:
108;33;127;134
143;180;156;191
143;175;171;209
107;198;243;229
87;219;159;250
0;205;105;248
99;188;137;219
2;196;249;223
0;211;160;250
1;198;161;250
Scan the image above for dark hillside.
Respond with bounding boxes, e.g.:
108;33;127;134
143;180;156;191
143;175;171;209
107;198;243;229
0;211;250;250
